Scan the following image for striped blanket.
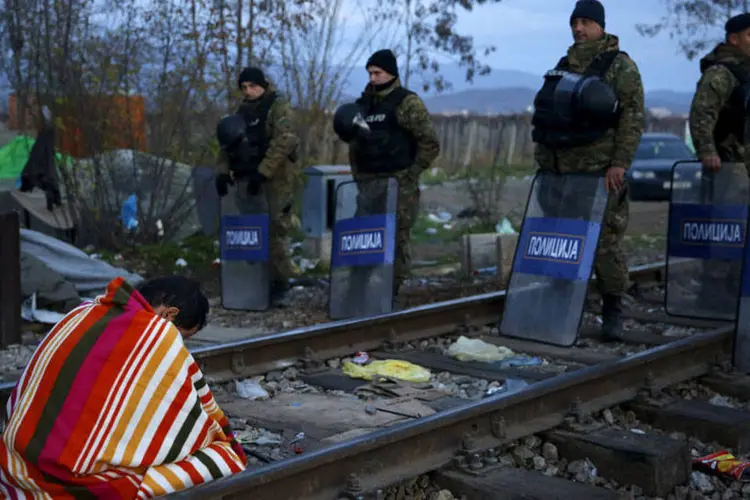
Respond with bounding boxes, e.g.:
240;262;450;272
0;277;247;498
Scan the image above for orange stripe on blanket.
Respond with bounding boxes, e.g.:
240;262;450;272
98;325;182;466
74;314;168;472
141;364;196;465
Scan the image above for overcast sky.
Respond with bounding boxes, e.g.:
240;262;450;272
341;0;730;92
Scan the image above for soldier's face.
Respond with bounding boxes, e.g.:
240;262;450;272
728;29;750;57
367;66;394;86
241;81;265;100
571;17;604;43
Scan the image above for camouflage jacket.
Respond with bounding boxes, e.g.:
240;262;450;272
689;43;750;163
534;34;645;174
348;78;440;177
217;85;299;180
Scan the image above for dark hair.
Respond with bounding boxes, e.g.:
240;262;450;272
136;276;209;330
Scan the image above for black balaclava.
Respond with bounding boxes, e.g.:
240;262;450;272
570;0;605;29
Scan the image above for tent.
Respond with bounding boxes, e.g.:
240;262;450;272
0;135;74;183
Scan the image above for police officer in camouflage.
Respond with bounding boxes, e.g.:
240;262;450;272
688;13;750;312
215;67;300;305
690;13;750;171
347;49;440;303
531;0;645;339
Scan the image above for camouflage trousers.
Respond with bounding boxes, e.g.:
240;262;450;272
535;171;630;296
234;177;297;286
596;185;630;297
353;170;421;295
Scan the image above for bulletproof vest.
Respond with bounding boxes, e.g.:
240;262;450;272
531;50;623;150
702;61;750;148
228;92;278;172
352;87;418;173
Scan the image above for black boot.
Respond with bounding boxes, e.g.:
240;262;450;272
270;280;291;308
601;294;623;340
392;282;402;312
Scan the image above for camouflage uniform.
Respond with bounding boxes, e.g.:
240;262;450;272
690;43;749;164
688;42;750;313
535;34;645;298
217;84;301;291
348;78;440;295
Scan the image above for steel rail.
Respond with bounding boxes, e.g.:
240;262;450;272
0;261;669;401
191;261;668;382
168;324;734;500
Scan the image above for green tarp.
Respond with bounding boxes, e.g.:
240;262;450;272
0;135;73;181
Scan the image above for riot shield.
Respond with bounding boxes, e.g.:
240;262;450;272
735;243;750;372
328;178;398;320
499;171;608;347
219;181;271;311
665;161;749;321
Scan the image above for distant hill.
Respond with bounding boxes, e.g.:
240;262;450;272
334;63;694;116
420;87;694;115
0;62;694;117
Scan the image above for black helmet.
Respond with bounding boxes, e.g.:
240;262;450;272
333;102;370;143
216;115;247;150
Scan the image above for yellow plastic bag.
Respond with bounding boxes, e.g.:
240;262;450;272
447;335;514;363
342;359;432;383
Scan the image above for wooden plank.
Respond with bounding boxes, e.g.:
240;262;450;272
483;335;621;365
459;233;498;276
544;427;690;497
435;468;623;500
579;326;672;346
629;399;750;453
371;349;564;382
701;372;750;401
0;212;21;348
495;233;519;282
9;190;75;230
221;393;416;442
623;309;729;329
299;370;369;393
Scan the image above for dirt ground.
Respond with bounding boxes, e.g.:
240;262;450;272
413;178;669;262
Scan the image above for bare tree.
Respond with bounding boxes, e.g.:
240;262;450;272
383;0;501;93
276;0;388;164
637;0;749;60
0;0;232;246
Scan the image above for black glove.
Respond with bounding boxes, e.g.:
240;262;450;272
246;170;267;197
215;173;234;198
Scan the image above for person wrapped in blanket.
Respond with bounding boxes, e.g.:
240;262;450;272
0;276;247;498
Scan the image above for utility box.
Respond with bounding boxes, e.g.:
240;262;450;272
302;165;354;238
301;165;353;262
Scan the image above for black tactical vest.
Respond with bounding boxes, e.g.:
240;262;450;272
701;61;750;148
229;92;277;172
532;50;623;150
352;87;418;173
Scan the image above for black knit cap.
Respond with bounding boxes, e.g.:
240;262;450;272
238;67;268;89
366;49;399;78
570;0;605;29
726;13;750;34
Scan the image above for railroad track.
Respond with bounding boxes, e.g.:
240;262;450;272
184;261;670;384
4;260;742;499
0;261;670;402
165;260;738;499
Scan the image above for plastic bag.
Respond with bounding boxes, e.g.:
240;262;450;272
447;336;514;363
342;359;432;383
